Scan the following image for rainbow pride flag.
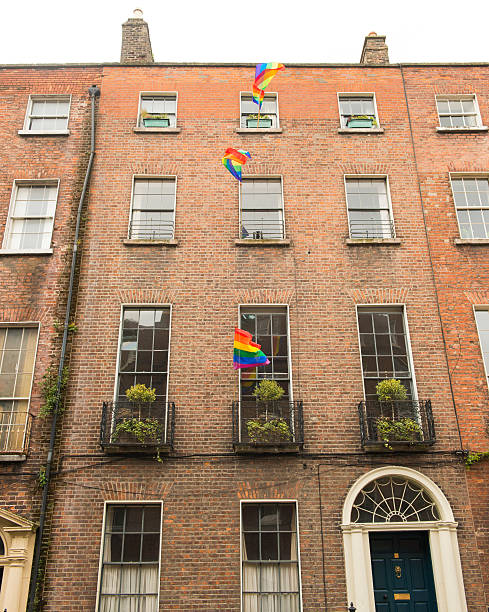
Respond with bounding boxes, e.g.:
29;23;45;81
233;328;270;370
222;148;251;182
252;83;265;109
254;62;285;91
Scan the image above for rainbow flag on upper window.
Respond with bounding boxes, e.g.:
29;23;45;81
233;328;270;370
254;63;285;92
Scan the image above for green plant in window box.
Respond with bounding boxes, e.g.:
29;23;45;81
346;115;377;128
140;109;170;127
252;379;285;402
376;378;408;402
112;417;162;444
125;383;156;404
246;418;292;443
246;114;272;128
375;416;422;448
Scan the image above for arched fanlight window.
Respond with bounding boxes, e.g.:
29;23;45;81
351;476;440;523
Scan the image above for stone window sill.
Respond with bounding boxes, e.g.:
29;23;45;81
346;238;401;246
133;127;181;134
123;239;178;247
0;249;53;255
436;126;488;133
338;128;384;134
235;128;283;134
18;130;70;136
0;454;27;462
234;239;290;247
454;238;489;245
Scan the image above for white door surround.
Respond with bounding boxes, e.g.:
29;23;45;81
341;466;467;612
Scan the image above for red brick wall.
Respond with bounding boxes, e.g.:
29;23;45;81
0;66;101;521
403;64;489;603
34;64;488;610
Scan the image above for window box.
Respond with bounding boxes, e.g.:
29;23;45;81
240;93;278;128
347;116;376;128
339;95;380;128
358;399;435;451
246;117;273;128
100;400;175;454
139;93;177;128
142;117;170;128
232;400;304;453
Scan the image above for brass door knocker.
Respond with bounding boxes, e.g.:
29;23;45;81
395;565;402;579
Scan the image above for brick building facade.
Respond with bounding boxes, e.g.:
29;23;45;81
0;12;488;612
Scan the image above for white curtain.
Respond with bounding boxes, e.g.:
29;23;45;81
100;508;158;612
243;530;299;612
100;565;158;612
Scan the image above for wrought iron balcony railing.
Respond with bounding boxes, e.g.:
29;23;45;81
128;219;174;241
232;400;304;453
100;400;175;453
349;219;395;239
0;411;32;456
240;219;285;240
358;399;435;450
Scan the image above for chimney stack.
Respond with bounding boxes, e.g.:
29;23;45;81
360;32;389;65
121;9;154;64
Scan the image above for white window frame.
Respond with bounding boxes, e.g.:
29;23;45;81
343;174;395;239
113;304;173;406
0;323;40;456
127;175;177;241
239;91;280;129
473;306;489;391
354;303;419;401
435;94;484;130
238;175;286;240
239;499;303;612
95;500;164;612
449;172;489;240
337;92;380;128
20;94;71;135
137;91;178;128
1;179;59;254
237;304;293;403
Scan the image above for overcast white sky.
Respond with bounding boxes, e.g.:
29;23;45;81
2;0;488;65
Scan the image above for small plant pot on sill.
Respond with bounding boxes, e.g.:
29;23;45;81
346;117;375;128
246;118;273;128
143;118;170;128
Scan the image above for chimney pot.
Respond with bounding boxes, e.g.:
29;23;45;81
360;32;389;65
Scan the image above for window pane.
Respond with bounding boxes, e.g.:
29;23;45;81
118;309;170;400
358;308;412;397
242;504;299;606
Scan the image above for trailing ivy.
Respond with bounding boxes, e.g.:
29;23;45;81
40;366;69;417
38;467;47;488
464;451;489;469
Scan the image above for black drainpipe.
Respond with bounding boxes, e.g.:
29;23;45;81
27;84;100;612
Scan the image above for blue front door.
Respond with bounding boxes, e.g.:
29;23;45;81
369;531;438;612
